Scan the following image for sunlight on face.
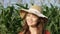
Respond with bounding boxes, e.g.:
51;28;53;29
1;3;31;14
26;13;38;26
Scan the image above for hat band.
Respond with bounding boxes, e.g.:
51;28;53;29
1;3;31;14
28;8;41;14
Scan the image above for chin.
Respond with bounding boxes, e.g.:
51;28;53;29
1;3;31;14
28;24;36;27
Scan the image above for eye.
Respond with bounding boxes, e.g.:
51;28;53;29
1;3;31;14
26;14;30;17
32;15;37;18
27;14;30;16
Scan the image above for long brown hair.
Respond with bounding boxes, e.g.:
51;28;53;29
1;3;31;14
20;13;48;34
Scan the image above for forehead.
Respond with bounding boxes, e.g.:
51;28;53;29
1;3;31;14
27;13;38;17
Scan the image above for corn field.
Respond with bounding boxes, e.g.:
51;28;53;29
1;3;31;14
0;3;60;34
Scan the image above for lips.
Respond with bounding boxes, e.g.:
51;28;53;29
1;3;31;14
27;20;33;24
28;21;32;23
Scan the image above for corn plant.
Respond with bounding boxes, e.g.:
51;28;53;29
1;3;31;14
0;5;22;34
42;4;60;34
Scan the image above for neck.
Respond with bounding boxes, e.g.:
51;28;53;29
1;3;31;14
29;26;43;34
29;26;37;34
29;25;43;34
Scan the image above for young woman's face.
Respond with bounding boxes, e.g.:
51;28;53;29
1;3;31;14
26;13;38;26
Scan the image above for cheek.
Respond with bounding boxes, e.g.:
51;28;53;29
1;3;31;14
32;18;37;22
32;18;38;24
26;17;28;20
26;16;29;20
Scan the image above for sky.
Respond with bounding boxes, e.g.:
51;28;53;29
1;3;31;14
3;0;60;8
4;0;17;8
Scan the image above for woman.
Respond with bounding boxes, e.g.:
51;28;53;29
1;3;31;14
19;5;50;34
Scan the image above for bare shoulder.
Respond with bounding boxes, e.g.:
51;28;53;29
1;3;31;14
18;32;23;34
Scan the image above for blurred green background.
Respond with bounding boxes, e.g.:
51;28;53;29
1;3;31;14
0;0;60;34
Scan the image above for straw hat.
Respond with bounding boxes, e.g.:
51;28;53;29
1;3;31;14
20;5;48;19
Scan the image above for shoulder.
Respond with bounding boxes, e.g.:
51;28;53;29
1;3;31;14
18;32;23;34
44;30;50;34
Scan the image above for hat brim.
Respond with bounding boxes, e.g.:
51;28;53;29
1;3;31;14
20;9;48;19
